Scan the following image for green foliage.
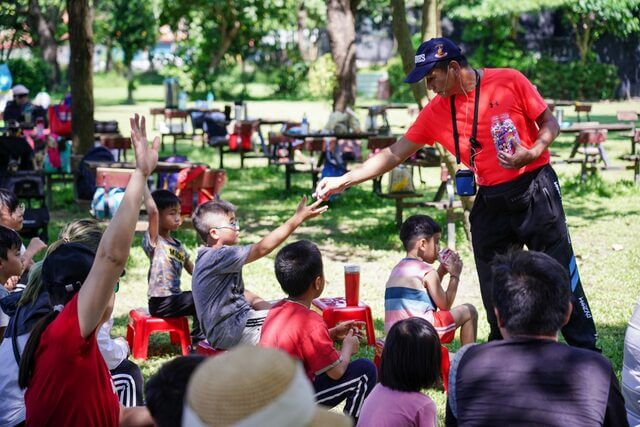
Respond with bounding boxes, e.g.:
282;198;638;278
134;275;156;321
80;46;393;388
387;56;414;103
526;58;620;100
460;18;537;70
307;54;336;100
446;0;566;19
7;57;50;92
108;0;157;64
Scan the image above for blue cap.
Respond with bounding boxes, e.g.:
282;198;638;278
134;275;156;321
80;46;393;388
404;38;463;84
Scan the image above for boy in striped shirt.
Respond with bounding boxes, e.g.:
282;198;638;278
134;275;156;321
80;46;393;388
384;215;477;345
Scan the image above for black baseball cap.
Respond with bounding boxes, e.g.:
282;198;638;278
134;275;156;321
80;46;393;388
404;37;463;84
42;242;95;304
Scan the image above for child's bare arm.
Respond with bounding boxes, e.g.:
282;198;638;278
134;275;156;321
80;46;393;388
78;114;159;339
424;252;463;311
184;258;194;275
143;185;159;247
22;237;47;270
326;329;359;380
245;196;327;264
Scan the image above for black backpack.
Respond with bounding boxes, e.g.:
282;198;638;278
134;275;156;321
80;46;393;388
75;146;115;200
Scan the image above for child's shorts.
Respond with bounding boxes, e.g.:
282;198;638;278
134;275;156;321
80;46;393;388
239;309;269;345
432;310;456;344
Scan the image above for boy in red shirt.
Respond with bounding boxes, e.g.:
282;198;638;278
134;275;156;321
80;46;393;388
260;240;376;423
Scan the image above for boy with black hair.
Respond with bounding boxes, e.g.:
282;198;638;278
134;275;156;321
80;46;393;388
0;225;24;341
145;355;205;427
0;188;47;285
385;214;477;345
446;250;628;426
191;196;326;349
143;188;203;342
260;240;376;423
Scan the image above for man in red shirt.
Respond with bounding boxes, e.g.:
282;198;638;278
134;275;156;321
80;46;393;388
315;38;597;351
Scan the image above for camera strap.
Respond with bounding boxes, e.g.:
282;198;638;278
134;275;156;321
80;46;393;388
450;69;481;166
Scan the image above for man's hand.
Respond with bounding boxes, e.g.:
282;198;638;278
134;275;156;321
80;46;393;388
129;114;160;177
497;142;542;169
330;320;365;341
313;176;348;201
292;195;328;223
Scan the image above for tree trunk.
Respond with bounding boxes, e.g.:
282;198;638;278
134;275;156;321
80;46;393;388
326;0;359;112
28;0;62;90
105;39;113;72
421;0;441;41
67;0;94;155
126;61;134;104
391;0;428;109
297;3;310;61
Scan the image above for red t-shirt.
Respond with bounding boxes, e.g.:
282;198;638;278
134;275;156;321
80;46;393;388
25;294;120;427
259;300;341;381
404;68;549;186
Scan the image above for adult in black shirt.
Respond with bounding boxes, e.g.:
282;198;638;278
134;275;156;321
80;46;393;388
446;250;627;427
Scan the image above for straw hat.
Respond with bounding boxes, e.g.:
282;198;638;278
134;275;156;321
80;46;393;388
183;346;352;427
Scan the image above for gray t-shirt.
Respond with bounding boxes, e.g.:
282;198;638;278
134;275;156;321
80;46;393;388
192;244;252;349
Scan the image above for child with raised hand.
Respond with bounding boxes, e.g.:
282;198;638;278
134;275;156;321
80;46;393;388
385;214;477;345
17;114;157;427
143;188;202;343
191;196;327;350
260;240;376;423
357;317;441;427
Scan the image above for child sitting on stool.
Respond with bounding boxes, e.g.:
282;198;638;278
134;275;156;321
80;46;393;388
143;188;203;343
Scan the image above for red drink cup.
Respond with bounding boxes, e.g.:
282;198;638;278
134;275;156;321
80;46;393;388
344;265;360;306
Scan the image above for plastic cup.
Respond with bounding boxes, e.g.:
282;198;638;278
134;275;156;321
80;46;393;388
344;265;360;306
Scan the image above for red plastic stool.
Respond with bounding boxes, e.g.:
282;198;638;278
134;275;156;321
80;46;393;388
372;337;452;392
196;340;227;357
125;308;191;360
311;297;376;346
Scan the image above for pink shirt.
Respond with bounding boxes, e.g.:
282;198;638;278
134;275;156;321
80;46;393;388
357;384;437;427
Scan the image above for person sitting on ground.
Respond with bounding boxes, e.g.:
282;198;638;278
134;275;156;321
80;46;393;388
0;226;24;343
358;317;441;427
143;188;203;344
145;355;205;427
0;219;104;426
16;114;157;426
191;196;326;350
183;346;353;427
0;189;48;287
260;240;376;423
385;215;477;345
445;250;628;426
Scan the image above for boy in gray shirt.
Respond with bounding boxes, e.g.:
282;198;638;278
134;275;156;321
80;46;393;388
191;196;327;349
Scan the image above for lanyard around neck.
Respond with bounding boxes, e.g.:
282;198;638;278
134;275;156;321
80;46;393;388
450;69;481;166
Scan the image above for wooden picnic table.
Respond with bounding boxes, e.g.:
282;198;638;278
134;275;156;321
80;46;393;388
279;131;378;191
84;160;204;173
560;122;634;133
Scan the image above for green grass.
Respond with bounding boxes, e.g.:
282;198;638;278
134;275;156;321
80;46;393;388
42;77;640;423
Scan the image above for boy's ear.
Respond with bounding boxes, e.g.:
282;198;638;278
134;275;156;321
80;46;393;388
313;275;323;291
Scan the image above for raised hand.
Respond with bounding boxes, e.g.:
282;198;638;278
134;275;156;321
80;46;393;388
129;114;160;177
293;195;329;223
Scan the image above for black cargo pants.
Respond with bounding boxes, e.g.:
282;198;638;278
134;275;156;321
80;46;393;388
470;164;598;350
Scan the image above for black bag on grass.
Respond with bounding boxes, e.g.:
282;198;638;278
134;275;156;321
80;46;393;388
76;146;115;200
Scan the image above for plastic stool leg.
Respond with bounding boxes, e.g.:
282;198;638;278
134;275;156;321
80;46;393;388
133;319;149;360
170;331;180;345
179;318;191;355
364;307;376;346
126;324;134;349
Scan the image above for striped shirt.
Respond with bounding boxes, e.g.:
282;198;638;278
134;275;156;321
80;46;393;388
384;258;437;334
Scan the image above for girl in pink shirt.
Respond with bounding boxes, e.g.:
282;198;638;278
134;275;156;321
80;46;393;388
357;318;441;427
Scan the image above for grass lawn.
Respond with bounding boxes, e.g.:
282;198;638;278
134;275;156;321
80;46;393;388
43;79;640;422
